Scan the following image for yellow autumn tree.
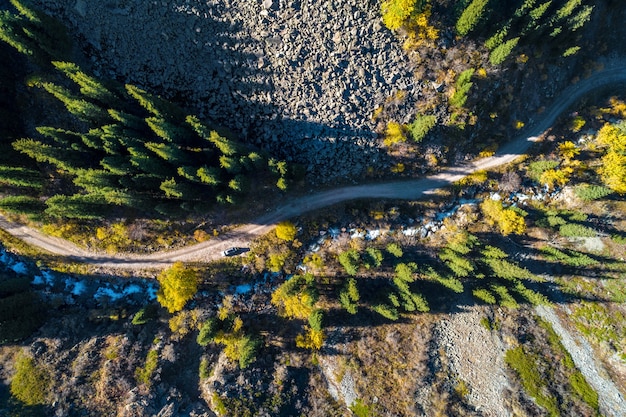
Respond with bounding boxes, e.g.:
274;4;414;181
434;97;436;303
480;199;526;236
540;167;573;189
383;121;407;146
381;0;418;30
595;122;626;194
596;123;626;153
404;4;439;49
599;151;626;194
558;141;580;162
271;274;318;319
296;327;325;350
275;220;297;241
157;262;198;313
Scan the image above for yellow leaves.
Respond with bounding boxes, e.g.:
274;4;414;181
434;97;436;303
156;262;198;313
390;163;405;173
403;5;439;49
275;220;297;241
381;0;418;30
594;122;626;194
596;123;626;153
558;141;580;162
456;170;488;187
540;167;573;190
599;151;626;194
383;121;407;146
480;199;526;236
570;115;586;132
296;327;325;350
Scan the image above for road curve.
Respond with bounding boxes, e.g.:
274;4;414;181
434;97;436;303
1;62;626;269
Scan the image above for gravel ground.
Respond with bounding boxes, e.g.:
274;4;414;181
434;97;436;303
535;305;626;417
435;304;510;416
29;0;422;180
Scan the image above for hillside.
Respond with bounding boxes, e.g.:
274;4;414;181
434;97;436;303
0;1;625;416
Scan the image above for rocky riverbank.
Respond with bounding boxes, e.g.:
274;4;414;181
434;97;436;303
30;0;422;181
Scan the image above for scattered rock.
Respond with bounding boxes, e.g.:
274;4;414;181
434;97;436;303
30;0;420;181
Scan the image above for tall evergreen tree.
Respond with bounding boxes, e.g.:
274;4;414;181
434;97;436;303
52;61;121;107
0;166;43;189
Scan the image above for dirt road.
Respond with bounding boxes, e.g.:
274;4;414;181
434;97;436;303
1;62;626;268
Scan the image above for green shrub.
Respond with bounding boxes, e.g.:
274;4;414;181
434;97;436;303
199;358;211;379
456;0;489;36
350;398;372;417
558;223;596;237
386;243;403;258
527;160;559;183
372;303;399;320
574;185;613;201
10;355;50;406
338;249;360;276
135;350;159;386
197;318;218;346
407;114;436;142
569;371;599;411
472;288;496;304
308;309;324;332
489;37;519;65
505;346;560;417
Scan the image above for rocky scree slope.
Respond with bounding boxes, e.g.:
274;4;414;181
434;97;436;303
32;0;421;180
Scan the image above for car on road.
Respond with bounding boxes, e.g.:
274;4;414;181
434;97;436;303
221;247;248;257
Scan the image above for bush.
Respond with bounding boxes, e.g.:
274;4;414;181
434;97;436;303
135;350;159;386
473;288;496;304
197;318;218;346
338;249;360;276
275;221;297;241
408;114;436;142
505;346;560;417
558;223;596;237
372;303;399;320
156;262;198;313
489;37;519;65
10;355;50;406
456;0;489;36
386;243;403;258
574;184;613;201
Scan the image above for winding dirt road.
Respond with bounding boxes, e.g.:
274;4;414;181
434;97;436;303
2;62;626;269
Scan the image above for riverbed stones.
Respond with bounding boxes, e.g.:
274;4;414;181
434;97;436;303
29;0;421;181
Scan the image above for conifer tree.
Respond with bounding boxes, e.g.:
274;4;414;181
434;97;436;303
13;138;88;173
196;166;221;186
44;193;108;219
0;166;43;189
41;82;109;124
52;61;121;106
125;84;184;120
0;195;45;216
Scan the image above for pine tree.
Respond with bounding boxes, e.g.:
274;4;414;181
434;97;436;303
0;166;43;189
196;166;221;186
41;83;109;124
456;0;490;36
107;109;146;132
145;142;190;165
146;117;188;143
125;84;184;120
0;196;45;216
52;61;121;106
44;193;109;219
13;138;88;173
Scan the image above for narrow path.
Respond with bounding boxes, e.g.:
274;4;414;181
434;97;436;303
535;305;626;417
1;62;626;268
